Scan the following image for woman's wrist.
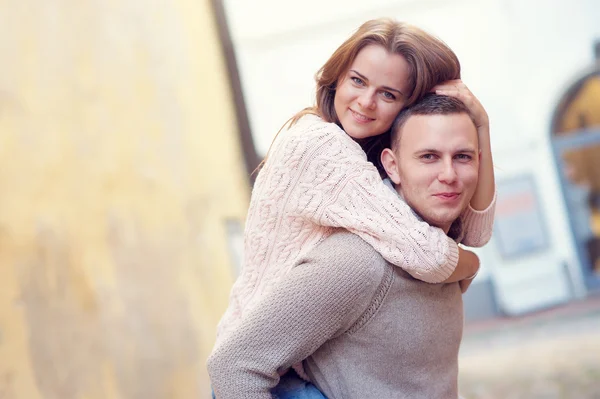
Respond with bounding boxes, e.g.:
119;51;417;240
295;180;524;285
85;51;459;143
465;269;479;280
477;124;491;141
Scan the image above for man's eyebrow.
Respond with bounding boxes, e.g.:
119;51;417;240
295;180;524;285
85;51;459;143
415;148;441;154
455;148;478;154
349;69;405;97
414;148;477;154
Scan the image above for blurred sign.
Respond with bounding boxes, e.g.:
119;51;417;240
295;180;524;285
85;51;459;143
494;175;549;259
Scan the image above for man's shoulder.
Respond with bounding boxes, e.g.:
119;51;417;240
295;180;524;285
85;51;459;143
316;231;441;285
304;230;389;277
301;231;392;333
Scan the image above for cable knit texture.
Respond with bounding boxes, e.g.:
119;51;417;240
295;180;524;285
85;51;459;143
215;114;495;344
207;232;464;399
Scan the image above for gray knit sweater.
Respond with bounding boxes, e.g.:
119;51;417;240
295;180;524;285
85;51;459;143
207;231;464;398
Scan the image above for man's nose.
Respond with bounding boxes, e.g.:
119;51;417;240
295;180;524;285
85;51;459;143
358;90;376;110
438;161;457;184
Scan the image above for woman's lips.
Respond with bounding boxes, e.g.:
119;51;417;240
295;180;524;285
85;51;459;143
350;109;374;124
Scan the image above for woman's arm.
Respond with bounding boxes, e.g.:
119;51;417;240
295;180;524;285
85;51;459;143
442;246;480;283
458;193;496;247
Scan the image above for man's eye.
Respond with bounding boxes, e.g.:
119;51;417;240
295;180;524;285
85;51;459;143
421;154;436;160
456;154;472;161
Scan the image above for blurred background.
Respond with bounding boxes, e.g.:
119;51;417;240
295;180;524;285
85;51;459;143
0;0;598;398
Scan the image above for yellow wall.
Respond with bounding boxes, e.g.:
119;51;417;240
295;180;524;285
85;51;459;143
0;1;248;397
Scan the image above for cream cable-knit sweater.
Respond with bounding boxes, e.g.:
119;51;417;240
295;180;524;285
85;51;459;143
216;114;495;343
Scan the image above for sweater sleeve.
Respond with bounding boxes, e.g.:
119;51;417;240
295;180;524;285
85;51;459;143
458;191;497;247
206;233;383;399
288;124;459;283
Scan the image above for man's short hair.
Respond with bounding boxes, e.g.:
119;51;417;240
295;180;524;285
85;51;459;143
390;94;473;150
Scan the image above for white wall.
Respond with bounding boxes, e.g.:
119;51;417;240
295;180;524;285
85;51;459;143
222;0;600;314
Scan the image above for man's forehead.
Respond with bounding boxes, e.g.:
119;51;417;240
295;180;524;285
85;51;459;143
397;113;478;151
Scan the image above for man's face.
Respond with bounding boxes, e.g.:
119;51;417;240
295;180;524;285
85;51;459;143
381;113;479;232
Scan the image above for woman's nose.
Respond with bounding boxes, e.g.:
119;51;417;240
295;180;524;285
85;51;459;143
358;91;376;110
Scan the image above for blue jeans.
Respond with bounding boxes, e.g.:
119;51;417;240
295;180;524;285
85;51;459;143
272;370;327;399
211;370;326;399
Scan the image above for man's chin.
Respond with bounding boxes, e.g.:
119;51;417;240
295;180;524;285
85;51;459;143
408;201;463;231
421;213;461;232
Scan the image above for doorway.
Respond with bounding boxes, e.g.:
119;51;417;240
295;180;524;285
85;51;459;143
552;70;600;292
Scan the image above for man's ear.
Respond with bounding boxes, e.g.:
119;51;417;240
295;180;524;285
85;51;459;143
380;148;401;185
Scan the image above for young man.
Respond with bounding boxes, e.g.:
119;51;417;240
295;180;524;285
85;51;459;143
207;95;495;398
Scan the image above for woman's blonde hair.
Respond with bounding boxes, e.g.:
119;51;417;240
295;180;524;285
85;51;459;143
295;18;461;124
255;18;461;174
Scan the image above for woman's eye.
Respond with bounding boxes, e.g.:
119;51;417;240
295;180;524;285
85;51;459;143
382;91;396;100
351;77;364;85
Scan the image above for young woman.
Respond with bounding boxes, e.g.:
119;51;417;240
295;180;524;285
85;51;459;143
209;18;495;398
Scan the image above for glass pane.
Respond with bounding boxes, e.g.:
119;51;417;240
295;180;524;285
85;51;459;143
562;144;600;277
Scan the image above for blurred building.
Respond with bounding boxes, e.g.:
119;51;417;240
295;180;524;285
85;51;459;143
218;0;600;321
0;0;248;397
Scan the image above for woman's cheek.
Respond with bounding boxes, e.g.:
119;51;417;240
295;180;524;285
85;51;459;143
382;103;403;126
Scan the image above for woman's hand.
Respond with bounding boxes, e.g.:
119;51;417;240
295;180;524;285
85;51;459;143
433;79;489;135
459;269;479;294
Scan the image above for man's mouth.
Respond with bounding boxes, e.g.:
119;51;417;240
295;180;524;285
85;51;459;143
434;192;460;201
350;109;375;123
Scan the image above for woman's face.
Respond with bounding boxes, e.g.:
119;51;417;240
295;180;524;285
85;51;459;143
334;44;411;140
